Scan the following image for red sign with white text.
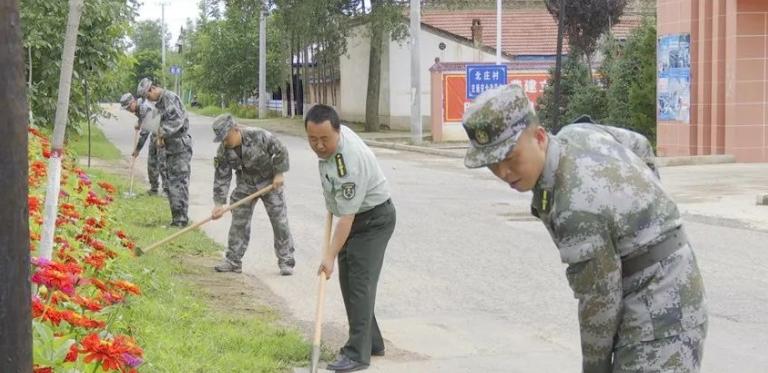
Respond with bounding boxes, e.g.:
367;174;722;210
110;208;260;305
443;72;549;123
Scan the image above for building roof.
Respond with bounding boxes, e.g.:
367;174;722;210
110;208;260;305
420;9;642;56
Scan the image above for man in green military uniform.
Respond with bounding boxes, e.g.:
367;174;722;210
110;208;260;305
210;114;296;275
305;104;396;373
462;85;707;372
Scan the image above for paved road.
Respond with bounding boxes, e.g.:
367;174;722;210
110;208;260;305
101;106;768;372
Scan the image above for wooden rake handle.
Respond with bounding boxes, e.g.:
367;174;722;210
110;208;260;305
310;211;333;372
140;184;275;254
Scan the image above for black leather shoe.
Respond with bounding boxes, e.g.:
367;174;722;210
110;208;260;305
371;348;385;357
326;355;369;372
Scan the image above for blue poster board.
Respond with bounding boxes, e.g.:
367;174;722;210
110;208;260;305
466;64;508;100
657;34;691;123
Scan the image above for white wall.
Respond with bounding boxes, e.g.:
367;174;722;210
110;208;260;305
339;26;390;124
387;27;511;129
340;22;512;130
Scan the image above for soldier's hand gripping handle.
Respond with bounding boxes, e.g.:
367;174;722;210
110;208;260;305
211;205;225;220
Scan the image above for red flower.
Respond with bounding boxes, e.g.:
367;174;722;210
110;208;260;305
32;298;64;326
30;258;82;296
33;366;53;373
111;280;141;295
80;333;143;372
28;196;41;214
30;231;41;242
86;192;109;207
74;295;104;312
90;239;106;251
62;311;105;329
84;252;107;270
65;343;79;362
116;230;127;239
97;181;117;194
42;148;52;158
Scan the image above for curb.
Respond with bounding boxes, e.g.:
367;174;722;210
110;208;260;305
656;154;735;167
363;139;464;159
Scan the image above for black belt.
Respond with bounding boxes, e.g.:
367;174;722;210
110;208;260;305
356;199;392;218
622;228;687;278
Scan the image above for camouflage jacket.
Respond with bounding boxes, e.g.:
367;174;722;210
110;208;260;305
132;99;154;153
212;127;289;205
531;123;706;371
154;90;191;154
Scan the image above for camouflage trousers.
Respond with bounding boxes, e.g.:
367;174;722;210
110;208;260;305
225;186;295;268
613;322;707;372
147;138;168;193
165;146;192;225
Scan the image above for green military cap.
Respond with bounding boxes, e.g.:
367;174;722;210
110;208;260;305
212;113;236;142
136;78;152;98
119;93;134;110
462;84;538;169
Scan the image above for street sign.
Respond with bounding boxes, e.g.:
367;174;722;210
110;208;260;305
170;65;181;76
466;64;507;100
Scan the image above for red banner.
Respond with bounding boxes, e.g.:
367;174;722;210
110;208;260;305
443;72;550;123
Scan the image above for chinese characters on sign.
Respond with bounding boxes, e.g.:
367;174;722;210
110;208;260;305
466;64;508;99
445;72;549;123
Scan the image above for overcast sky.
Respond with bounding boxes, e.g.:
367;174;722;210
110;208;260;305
137;0;201;44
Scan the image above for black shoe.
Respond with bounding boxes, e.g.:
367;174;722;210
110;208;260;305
326;355;369;372
147;189;159;196
169;221;188;228
371;348;385;357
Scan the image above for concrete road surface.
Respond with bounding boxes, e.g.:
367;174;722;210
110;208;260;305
100;106;768;372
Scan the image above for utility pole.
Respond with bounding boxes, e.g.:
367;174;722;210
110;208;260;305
161;1;168;87
258;0;267;119
409;0;422;144
0;0;33;370
39;0;84;260
552;0;566;132
496;0;502;64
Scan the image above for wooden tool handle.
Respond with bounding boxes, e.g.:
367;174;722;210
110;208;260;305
310;212;333;372
140;184;275;254
312;212;333;345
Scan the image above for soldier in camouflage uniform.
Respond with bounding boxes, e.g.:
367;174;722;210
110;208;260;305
209;114;296;275
119;93;169;196
137;78;193;227
462;85;707;372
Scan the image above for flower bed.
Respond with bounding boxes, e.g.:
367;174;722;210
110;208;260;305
29;128;143;373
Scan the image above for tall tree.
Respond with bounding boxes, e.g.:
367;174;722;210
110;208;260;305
0;0;32;368
130;19;170;53
21;0;138;128
545;0;629;68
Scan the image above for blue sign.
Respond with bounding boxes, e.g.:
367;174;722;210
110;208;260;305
170;65;182;76
466;64;508;100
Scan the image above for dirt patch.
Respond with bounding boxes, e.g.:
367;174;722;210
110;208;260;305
177;253;424;363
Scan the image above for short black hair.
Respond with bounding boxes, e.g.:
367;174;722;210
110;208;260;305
305;104;340;130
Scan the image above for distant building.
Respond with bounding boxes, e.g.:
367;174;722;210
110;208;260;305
337;9;640;131
656;0;768;162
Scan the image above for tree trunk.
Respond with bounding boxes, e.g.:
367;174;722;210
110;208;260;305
364;7;384;132
551;0;566;133
0;0;33;369
302;42;310;111
40;0;84;259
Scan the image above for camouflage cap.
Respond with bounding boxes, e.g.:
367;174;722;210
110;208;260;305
462;84;538;169
212;113;236;142
119;93;134;110
136;78;152;98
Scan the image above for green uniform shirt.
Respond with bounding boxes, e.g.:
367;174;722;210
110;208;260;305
319;125;390;216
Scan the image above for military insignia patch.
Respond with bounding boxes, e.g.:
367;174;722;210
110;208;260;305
335;153;347;177
475;129;490;145
341;182;356;200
